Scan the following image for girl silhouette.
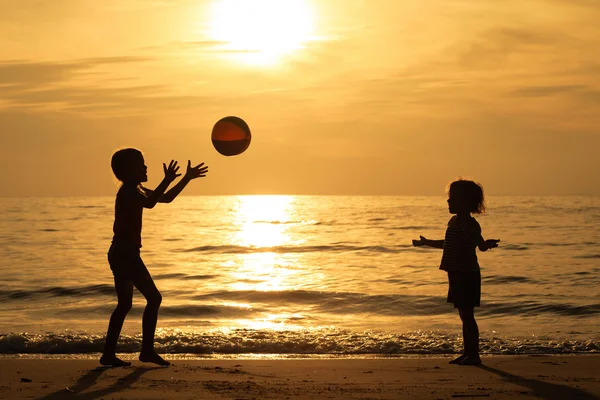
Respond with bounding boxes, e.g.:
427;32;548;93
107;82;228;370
413;179;499;365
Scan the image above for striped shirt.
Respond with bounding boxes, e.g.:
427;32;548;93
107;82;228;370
440;216;480;272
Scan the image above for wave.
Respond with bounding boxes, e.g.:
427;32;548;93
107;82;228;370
483;275;537;284
501;244;530;251
522;242;596;247
389;225;432;230
0;284;201;303
180;244;413;254
187;290;445;316
574;254;600;259
4;286;599;318
187;290;600;318
63;304;262;319
253;220;321;225
153;273;218;281
0;284;115;301
481;301;600;317
492;204;600;213
1;329;598;355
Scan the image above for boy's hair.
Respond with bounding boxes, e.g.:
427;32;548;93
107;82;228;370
111;148;142;182
447;178;486;214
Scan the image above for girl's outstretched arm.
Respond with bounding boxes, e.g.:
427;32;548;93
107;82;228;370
468;219;500;251
413;235;444;249
478;238;500;251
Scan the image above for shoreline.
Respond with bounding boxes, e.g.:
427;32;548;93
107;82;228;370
2;352;599;360
2;355;599;399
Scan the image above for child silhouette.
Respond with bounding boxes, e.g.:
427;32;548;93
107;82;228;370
100;148;208;367
413;179;499;366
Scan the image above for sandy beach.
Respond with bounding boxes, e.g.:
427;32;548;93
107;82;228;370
1;355;599;399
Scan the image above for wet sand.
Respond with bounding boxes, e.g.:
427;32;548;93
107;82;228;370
1;355;599;399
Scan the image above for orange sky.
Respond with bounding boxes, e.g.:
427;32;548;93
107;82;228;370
1;0;599;196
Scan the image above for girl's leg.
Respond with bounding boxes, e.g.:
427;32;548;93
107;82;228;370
459;307;481;365
449;309;468;364
459;309;468;353
101;277;133;366
134;276;169;366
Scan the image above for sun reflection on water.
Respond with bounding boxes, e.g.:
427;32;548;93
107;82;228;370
222;196;303;329
233;195;293;248
231;252;302;292
230;196;297;292
217;196;315;330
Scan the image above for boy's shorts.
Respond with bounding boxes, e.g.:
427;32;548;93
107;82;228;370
108;244;151;284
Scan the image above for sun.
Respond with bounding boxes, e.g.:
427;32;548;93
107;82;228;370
208;0;316;65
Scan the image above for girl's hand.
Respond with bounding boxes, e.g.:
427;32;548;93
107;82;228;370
412;235;427;247
485;239;500;249
184;160;209;180
163;160;181;182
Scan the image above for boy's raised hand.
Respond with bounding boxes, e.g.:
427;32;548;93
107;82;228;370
163;160;181;182
412;235;427;247
184;160;209;180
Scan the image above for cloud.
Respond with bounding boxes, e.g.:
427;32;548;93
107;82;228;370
578;89;600;104
505;85;600;110
548;0;600;9
137;40;227;51
104;0;178;11
0;83;220;116
269;19;600;139
0;56;217;115
509;85;586;97
0;50;344;117
0;57;151;87
0;61;86;86
455;27;559;70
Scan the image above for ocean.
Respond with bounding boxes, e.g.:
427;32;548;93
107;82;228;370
1;195;598;357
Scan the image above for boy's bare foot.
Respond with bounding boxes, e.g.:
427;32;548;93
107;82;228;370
458;356;482;366
99;354;131;367
139;350;170;366
448;354;468;364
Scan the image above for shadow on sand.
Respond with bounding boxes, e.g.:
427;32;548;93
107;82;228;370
477;364;599;400
36;365;160;400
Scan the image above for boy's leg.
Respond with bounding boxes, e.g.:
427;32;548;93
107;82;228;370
134;276;169;366
101;277;133;366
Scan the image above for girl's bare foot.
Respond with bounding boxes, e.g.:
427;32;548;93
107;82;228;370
139;350;170;366
449;354;468;364
458;355;482;366
100;354;131;367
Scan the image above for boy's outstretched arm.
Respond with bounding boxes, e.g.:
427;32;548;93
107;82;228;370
144;160;181;208
160;161;208;203
413;235;444;249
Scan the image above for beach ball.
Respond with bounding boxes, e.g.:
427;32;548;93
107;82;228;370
211;116;251;156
